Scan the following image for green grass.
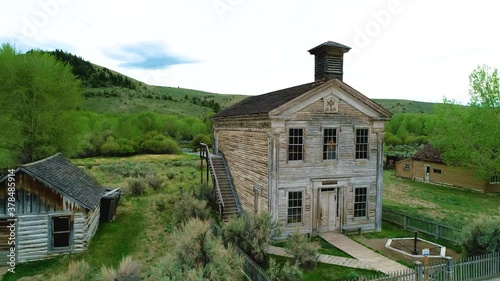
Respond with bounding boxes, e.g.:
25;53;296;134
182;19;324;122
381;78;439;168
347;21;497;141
268;255;379;281
383;170;500;228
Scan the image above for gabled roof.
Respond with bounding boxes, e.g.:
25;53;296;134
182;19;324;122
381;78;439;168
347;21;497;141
0;153;104;209
412;144;444;164
213;79;392;119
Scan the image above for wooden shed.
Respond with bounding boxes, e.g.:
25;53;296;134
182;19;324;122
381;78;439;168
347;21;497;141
210;41;392;236
0;153;104;263
395;144;500;193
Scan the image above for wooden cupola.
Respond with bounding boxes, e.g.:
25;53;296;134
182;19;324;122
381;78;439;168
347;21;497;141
308;41;351;82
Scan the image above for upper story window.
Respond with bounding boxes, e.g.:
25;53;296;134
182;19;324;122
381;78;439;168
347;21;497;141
323;128;337;160
288;128;304;161
355;128;369;159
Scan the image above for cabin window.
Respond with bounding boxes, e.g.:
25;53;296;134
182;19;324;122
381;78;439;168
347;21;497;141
403;163;410;171
490;175;500;184
288;128;304;161
433;168;442;174
354;187;367;218
323;128;337;160
287;191;303;224
51;216;72;250
355;129;369;159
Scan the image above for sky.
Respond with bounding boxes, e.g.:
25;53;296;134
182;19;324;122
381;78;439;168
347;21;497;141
1;0;500;104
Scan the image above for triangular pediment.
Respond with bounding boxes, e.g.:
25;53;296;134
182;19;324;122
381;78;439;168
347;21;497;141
268;79;391;120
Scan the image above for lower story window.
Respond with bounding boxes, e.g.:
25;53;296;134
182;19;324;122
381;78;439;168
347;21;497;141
51;216;72;250
354;188;367;218
491;175;500;184
287;191;303;224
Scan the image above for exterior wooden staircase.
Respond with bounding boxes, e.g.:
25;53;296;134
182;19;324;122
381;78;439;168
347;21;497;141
200;144;242;222
211;156;240;221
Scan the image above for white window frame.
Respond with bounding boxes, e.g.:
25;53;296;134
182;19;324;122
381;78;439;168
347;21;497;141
355;128;370;160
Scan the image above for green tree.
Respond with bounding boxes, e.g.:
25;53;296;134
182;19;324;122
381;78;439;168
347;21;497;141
461;216;500;257
428;65;500;181
0;44;82;165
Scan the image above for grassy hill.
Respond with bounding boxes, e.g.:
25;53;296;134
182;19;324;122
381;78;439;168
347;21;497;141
49;50;439;116
373;99;436;114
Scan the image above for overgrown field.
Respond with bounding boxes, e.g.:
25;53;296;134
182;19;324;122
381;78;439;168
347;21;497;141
383;170;500;228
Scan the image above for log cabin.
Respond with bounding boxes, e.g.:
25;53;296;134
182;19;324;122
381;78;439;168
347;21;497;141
0;153;104;263
210;41;392;236
396;144;500;193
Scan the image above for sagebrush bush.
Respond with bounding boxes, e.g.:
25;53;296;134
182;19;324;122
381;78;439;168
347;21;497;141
285;232;319;269
171;192;210;225
267;258;303;281
166;170;176;180
146;173;164;191
100;256;140;281
128;178;147;196
147;218;242;280
461;216;500;257
48;260;93;281
223;211;281;263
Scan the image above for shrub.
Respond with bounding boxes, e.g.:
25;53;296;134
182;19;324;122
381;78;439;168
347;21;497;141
461;216;500;257
171;192;210;225
267;258;303;281
155;198;167;211
285;232;319;269
100;256;140;281
48;260;93;281
128;178;147;196
166;170;176;180
140;134;179;154
146;173;164;191
223;212;281;263
148;218;242;280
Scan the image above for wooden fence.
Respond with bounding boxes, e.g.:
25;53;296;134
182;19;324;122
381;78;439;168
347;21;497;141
383;208;463;243
347;252;500;281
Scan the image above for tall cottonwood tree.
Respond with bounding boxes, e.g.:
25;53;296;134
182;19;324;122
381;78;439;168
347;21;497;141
428;65;500;181
0;44;82;166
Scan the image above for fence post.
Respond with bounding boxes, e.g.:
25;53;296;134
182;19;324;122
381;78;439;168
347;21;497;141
415;261;423;281
435;224;439;240
444;256;453;281
403;215;407;229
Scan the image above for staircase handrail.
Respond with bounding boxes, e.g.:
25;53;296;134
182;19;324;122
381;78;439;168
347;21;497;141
199;143;225;210
218;150;243;215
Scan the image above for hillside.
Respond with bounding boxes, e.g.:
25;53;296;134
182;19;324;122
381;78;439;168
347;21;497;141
373;99;436;114
49;50;439;116
47;50;245;117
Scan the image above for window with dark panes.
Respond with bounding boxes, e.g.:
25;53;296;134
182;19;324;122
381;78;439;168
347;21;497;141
52;216;71;249
288;128;304;161
287;191;303;223
354;187;367;218
355;129;369;159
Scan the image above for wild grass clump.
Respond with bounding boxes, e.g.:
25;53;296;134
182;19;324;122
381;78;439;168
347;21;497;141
128;178;147;196
267;258;303;281
171;192;210;225
100;256;141;281
146;173;164;191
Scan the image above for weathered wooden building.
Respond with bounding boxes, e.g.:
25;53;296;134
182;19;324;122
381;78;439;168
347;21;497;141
211;41;392;236
0;153;104;263
396;144;500;193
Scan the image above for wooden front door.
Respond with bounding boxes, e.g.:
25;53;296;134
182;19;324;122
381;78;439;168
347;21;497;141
319;189;339;232
424;165;430;182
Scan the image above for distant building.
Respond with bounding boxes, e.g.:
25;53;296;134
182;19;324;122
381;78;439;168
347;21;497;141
0;153;104;263
395;144;500;193
209;41;392;236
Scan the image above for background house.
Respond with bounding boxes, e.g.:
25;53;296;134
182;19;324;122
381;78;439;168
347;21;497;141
395;144;500;193
0;153;104;263
211;41;392;236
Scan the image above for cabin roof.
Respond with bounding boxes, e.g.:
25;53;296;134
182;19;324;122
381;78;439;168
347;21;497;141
213;79;392;119
412;144;444;164
1;153;104;210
